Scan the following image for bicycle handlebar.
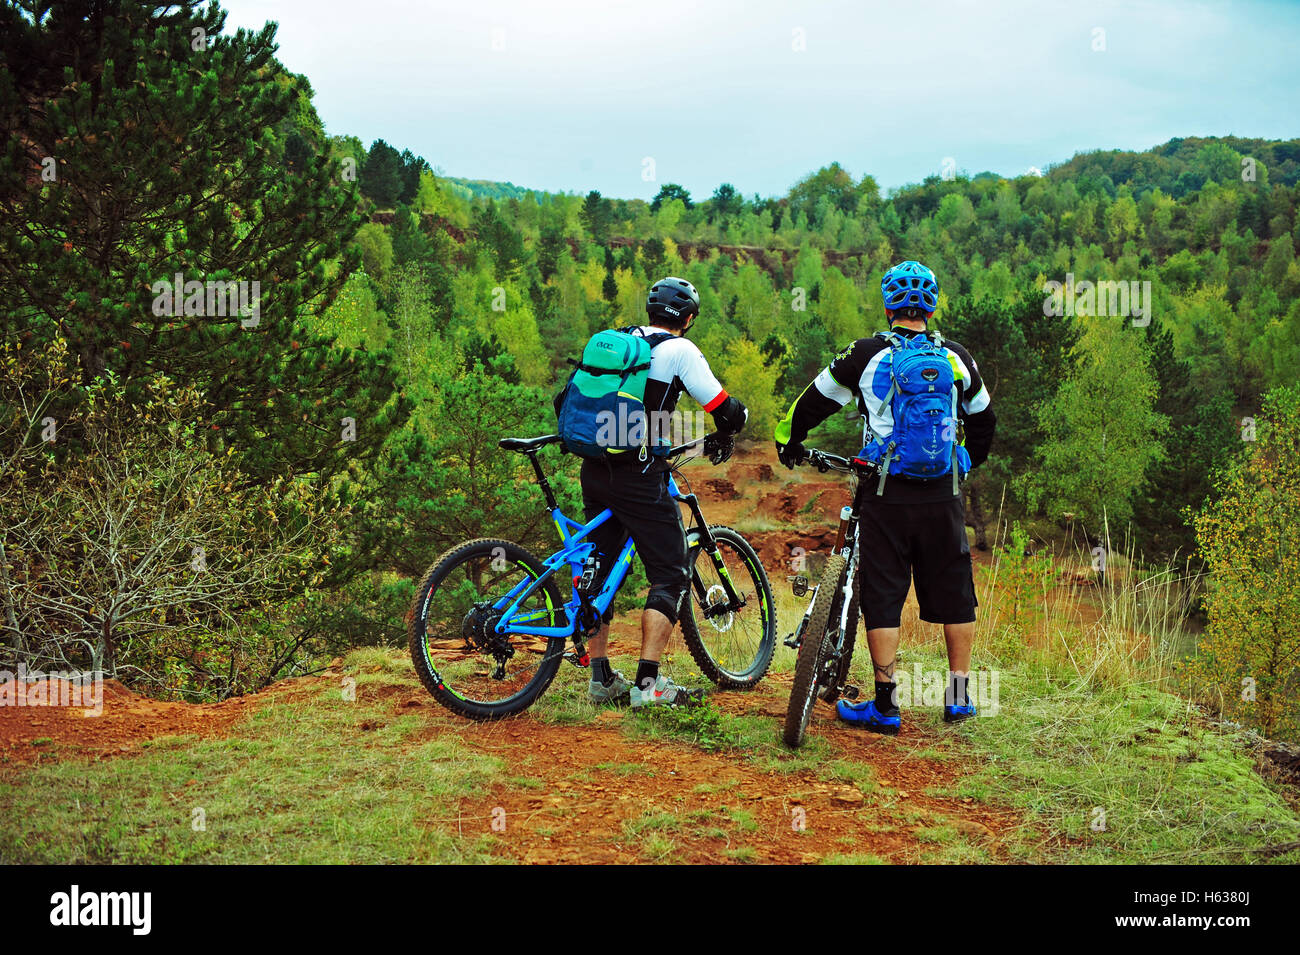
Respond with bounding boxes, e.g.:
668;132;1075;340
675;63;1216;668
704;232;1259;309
803;448;863;473
666;434;708;458
497;432;723;461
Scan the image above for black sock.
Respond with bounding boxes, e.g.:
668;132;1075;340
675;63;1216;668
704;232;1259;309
635;658;659;691
591;656;614;686
875;681;898;714
948;673;969;707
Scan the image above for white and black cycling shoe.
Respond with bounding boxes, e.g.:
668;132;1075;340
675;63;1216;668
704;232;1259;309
630;674;705;709
588;671;633;705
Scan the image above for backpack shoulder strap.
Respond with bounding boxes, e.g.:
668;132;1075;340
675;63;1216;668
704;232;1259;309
616;326;675;349
872;333;902;417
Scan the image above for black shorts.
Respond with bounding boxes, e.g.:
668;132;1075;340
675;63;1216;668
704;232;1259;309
580;458;689;623
858;495;976;629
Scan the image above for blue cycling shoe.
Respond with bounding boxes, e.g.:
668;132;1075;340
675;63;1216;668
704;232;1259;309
944;697;978;724
836;699;901;735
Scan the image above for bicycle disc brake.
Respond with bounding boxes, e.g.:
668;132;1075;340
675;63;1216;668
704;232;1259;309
701;583;736;632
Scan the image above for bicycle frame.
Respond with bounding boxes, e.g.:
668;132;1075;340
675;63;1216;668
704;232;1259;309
834;478;864;635
493;503;633;639
491;461;737;641
790;498;859;642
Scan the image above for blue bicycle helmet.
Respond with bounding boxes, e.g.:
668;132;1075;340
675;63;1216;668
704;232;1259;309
880;260;939;312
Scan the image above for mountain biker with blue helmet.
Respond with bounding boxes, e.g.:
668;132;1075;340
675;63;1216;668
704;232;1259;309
773;261;996;733
568;276;749;708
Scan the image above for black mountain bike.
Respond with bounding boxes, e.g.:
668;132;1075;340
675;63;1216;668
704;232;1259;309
408;434;777;720
781;448;874;748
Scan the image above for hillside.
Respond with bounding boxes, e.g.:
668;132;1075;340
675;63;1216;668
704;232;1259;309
3;450;1298;865
4;0;1299;876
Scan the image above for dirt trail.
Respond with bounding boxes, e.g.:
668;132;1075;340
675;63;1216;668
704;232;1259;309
0;669;1029;863
0;678;257;764
436;680;1024;864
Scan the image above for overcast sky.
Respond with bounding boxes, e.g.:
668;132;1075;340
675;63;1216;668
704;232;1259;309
219;0;1300;199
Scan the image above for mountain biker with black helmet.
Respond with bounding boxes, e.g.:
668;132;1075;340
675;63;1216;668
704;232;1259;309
575;276;749;707
773;261;996;733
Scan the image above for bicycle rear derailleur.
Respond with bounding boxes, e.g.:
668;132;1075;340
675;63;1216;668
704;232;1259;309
462;602;513;679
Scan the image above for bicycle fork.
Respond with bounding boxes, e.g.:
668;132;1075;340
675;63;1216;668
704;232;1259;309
682;495;747;618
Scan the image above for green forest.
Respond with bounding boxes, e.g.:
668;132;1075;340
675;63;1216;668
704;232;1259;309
2;3;1298;739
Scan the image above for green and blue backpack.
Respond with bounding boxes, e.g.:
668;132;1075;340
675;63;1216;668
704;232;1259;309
555;328;674;460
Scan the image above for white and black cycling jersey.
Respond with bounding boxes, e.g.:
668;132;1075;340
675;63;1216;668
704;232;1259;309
626;325;730;419
815;331;992;446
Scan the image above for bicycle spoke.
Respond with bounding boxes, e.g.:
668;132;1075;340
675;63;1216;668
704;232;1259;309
690;539;765;675
414;553;562;706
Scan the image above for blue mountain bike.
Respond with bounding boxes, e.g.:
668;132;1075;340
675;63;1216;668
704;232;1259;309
408;433;776;720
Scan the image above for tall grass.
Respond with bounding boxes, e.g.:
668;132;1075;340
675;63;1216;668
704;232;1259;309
931;511;1300;863
975;507;1205;692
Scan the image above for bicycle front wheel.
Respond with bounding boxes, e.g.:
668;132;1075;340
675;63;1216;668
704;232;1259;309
680;525;776;690
408;538;567;721
820;585;859;704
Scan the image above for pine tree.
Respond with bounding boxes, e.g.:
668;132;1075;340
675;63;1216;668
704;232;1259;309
581;190;612;244
362;140;405;207
0;1;408;483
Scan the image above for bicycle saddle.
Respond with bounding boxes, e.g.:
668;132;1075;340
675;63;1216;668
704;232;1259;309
498;434;563;453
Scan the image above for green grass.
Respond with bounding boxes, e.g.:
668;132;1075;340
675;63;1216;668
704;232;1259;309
622;810;683;837
732;516;782;535
955;646;1300;864
914;824;959;844
620;803;768;862
822;852;889;864
0;658;505;864
595;761;655;777
5;595;1299;865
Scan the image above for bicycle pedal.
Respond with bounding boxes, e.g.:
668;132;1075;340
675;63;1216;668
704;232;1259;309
564;651;590;668
842;684;861;700
782;633;800;650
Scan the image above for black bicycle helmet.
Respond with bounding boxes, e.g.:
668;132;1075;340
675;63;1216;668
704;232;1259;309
646;276;700;323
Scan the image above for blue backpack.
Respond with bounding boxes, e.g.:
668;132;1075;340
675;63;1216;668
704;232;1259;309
861;329;971;496
555;328;674;460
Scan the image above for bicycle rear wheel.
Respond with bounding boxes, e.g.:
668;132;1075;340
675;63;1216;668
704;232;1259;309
408;538;567;721
680;525;776;689
783;555;847;748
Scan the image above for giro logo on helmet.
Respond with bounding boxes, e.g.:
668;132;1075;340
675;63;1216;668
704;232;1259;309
646;276;700;324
